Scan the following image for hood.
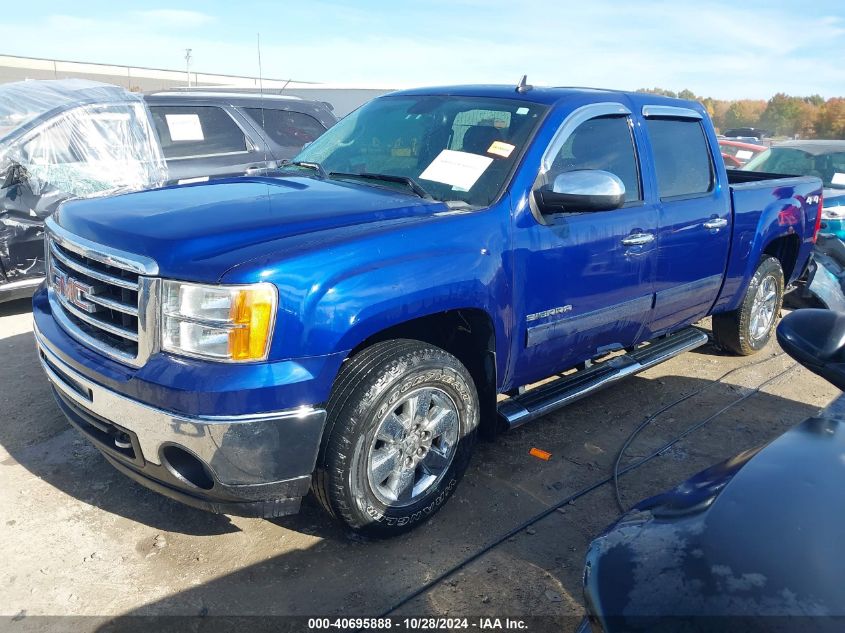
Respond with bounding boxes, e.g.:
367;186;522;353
584;408;845;624
54;176;447;281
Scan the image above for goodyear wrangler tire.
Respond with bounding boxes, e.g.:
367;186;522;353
313;339;479;537
713;256;784;356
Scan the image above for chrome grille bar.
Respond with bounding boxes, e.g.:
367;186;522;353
83;293;139;316
44;217;160;368
49;240;138;290
54;291;139;342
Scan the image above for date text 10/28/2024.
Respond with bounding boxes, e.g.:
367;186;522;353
307;618;529;630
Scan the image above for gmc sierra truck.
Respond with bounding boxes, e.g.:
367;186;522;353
33;84;823;537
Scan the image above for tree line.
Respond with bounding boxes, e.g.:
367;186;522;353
637;88;845;140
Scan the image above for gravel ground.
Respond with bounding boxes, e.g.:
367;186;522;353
0;297;838;632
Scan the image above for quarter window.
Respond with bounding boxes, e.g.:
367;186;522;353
549;116;642;203
149;106;247;159
646;118;714;199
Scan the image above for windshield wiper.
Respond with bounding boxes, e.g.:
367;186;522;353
329;172;434;200
280;160;328;179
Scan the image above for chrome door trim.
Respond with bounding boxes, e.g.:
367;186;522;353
703;217;728;230
621;233;656;246
641;105;703;120
540;102;632;175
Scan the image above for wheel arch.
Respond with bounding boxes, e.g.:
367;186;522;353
347;308;501;438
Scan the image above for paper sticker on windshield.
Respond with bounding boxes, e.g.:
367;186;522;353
833;172;845;186
419;150;493;191
165;114;204;141
735;150;753;160
487;141;515;158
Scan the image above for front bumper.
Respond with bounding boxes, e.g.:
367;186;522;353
35;323;328;518
0;276;43;303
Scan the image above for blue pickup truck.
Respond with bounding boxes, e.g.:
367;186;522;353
32;84;823;536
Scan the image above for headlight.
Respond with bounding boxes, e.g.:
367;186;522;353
821;206;845;221
161;280;277;361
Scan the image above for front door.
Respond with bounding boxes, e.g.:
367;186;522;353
511;103;658;385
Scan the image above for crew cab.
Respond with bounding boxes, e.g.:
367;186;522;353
32;84;823;537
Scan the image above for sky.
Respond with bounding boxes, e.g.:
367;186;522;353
4;0;845;100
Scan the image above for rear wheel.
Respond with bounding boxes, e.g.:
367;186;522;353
713;256;784;355
313;339;478;537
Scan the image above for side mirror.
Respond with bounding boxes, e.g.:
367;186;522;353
534;169;625;215
776;309;845;391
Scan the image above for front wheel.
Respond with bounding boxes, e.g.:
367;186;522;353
312;339;479;537
713;256;785;356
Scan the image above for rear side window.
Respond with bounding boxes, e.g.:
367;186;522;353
646;118;714;199
244;108;325;149
149;106;247;159
549;115;642;203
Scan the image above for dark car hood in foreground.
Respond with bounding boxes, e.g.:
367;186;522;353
584;396;845;630
54;175;447;282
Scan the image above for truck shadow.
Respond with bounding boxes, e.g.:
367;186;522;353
84;372;828;624
0;297;35;317
0;330;238;536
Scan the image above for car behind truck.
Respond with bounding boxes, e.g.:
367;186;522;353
32;84;822;537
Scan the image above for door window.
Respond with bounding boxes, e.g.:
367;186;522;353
243;108;325;149
149;105;248;159
548;115;642;203
646;118;714;199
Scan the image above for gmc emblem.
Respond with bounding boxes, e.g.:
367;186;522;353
53;269;98;313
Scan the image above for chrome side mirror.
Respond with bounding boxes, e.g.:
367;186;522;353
534;169;626;214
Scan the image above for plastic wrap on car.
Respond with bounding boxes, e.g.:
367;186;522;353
0;79;167;281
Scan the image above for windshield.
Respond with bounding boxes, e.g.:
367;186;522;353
743;146;845;189
293;95;547;207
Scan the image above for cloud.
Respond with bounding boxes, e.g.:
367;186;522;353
6;2;845;99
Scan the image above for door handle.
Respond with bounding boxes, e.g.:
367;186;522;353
703;217;728;230
621;233;655;246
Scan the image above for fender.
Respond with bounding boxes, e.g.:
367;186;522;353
712;178;821;314
222;202;513;376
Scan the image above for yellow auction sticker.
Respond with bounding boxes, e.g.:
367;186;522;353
487;140;516;158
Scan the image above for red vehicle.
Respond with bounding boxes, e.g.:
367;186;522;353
719;139;767;167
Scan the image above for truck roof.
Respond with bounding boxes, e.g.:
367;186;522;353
388;84;702;110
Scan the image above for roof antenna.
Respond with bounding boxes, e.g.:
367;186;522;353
256;32;268;167
516;75;532;94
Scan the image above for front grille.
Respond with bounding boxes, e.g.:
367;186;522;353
45;221;159;367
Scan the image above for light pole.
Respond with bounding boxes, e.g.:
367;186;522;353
184;48;192;87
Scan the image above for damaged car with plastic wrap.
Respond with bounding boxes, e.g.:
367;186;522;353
0;79;165;302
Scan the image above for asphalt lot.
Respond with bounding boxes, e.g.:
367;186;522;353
0;296;839;632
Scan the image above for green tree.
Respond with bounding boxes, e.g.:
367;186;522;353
724;100;766;129
817;98;845;139
761;93;804;136
636;87;678;98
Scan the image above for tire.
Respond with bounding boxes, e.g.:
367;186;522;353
313;339;479;537
712;256;785;356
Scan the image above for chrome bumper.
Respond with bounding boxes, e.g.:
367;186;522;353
34;324;327;488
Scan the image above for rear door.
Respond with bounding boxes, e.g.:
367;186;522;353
147;103;270;182
641;107;731;333
241;107;328;160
